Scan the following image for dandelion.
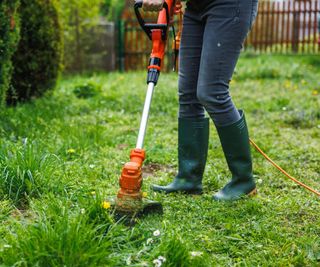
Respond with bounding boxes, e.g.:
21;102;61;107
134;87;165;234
153;229;160;237
284;80;291;89
153;256;166;267
191;251;203;257
312;90;319;96
153;259;162;267
158;256;166;262
142;192;148;198
102;201;111;209
146;238;153;245
67;148;76;154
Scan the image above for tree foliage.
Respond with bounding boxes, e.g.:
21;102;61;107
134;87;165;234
8;0;62;103
59;0;104;72
0;0;20;107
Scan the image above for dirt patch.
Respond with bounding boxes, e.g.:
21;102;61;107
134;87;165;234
142;163;175;178
116;143;129;150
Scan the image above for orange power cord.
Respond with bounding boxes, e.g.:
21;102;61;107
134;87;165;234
249;139;320;197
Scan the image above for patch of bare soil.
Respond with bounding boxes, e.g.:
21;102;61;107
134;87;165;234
142;163;175;179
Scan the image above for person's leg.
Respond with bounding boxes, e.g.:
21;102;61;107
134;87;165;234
178;4;205;119
197;0;258;126
197;0;259;200
152;5;209;194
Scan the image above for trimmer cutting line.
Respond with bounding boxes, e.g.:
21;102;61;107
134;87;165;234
110;0;319;223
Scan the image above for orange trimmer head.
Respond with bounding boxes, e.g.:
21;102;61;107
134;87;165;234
112;149;163;223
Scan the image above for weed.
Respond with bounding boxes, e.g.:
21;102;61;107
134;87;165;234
0;142;62;207
73;82;102;99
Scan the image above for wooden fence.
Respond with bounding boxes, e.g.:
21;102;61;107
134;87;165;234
246;0;320;53
118;0;320;71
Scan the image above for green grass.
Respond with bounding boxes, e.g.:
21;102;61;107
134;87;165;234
0;54;319;266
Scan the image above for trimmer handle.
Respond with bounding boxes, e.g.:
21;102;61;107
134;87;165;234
134;0;170;41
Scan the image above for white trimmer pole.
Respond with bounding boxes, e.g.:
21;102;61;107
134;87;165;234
136;82;155;149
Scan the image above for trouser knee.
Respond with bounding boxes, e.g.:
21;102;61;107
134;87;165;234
196;86;240;126
196;87;232;114
178;92;205;118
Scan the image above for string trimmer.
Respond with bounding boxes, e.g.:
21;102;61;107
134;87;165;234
111;0;182;221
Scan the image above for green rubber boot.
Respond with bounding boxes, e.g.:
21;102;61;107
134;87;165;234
213;110;256;201
152;117;209;194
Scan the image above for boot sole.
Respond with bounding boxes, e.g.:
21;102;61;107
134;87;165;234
213;188;257;201
152;187;203;195
183;189;203;195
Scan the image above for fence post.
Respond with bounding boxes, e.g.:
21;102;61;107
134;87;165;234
75;7;83;72
292;6;300;53
117;20;125;72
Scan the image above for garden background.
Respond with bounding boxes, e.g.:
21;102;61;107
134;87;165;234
0;0;319;266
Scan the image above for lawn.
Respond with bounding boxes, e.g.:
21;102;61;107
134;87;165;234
0;54;319;266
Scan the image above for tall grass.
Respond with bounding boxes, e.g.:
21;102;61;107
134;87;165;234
1;195;120;266
0;141;62;206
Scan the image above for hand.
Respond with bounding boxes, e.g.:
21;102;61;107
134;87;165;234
142;0;165;12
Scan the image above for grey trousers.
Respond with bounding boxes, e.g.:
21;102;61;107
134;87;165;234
178;0;258;126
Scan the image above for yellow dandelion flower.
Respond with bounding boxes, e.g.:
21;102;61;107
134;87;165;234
67;148;76;154
312;90;319;95
284;80;291;89
142;192;148;198
102;201;111;209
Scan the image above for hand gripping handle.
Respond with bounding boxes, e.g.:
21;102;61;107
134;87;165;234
134;0;170;40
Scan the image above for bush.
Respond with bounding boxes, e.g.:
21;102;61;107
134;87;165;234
0;0;20;107
73;82;102;98
8;0;62;103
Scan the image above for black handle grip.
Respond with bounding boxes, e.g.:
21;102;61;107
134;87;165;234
134;0;170;41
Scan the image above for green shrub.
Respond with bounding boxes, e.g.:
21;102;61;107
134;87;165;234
0;0;20;107
8;0;62;103
73;82;102;98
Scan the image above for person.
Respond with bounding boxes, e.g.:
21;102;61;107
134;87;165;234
143;0;259;201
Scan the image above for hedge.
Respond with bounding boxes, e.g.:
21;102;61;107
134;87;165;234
0;1;20;107
8;0;62;103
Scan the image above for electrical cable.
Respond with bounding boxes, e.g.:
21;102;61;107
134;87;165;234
249;139;320;197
